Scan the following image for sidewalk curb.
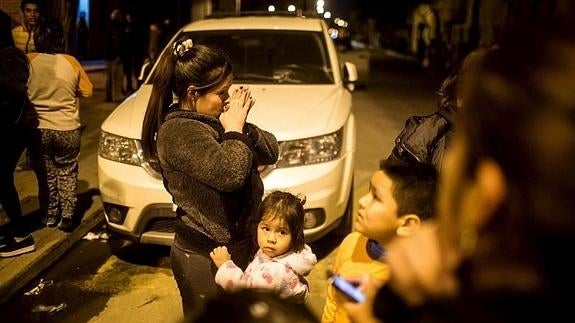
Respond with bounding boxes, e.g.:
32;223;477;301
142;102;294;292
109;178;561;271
0;201;104;304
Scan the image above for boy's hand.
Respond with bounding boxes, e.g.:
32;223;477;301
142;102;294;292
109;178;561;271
338;274;383;323
210;246;231;268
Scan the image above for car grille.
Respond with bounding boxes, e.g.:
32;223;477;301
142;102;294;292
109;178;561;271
145;218;175;233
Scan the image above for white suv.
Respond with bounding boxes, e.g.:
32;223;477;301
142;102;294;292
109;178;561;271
98;14;358;246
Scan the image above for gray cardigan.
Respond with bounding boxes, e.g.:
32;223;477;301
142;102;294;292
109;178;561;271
157;110;279;252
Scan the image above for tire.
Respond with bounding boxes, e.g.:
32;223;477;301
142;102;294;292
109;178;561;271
107;229;130;256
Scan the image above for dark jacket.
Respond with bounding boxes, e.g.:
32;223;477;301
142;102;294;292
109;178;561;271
386;109;454;172
156;110;279;253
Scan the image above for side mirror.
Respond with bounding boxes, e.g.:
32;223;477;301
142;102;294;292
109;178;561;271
343;62;358;92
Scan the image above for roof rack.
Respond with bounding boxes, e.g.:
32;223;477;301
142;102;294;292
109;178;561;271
206;11;322;19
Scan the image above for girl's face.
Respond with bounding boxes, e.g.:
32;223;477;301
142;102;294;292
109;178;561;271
257;214;293;258
195;74;233;118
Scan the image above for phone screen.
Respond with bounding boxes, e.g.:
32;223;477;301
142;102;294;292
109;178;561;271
331;275;365;303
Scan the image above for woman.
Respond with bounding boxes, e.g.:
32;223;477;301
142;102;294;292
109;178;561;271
141;37;279;320
27;20;93;231
341;20;575;322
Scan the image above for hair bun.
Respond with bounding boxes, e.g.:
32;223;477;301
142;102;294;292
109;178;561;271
173;38;194;58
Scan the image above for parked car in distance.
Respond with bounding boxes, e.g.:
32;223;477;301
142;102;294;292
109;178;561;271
98;13;358;248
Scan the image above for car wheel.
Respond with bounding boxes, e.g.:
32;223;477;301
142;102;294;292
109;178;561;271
107;229;130;256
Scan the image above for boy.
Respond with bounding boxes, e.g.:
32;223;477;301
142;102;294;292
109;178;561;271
321;159;437;323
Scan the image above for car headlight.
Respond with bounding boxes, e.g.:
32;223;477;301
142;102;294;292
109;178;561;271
276;128;343;168
98;131;142;166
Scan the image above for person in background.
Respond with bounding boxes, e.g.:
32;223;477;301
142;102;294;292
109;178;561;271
1;9;15;49
386;47;493;172
105;8;125;102
11;0;42;53
27;20;93;232
0;47;38;257
141;37;279;320
211;191;317;303
340;20;575;323
75;11;89;60
321;159;437;323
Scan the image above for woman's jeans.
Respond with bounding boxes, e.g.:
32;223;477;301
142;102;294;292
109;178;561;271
170;236;251;320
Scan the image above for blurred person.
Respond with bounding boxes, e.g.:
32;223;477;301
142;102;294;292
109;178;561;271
11;0;42;53
75;11;89;60
0;47;38;257
340;20;575;323
141;37;279;320
211;191;317;303
12;0;43;171
192;288;318;323
105;8;125;102
386;47;493;172
27;20;93;232
321;159;437;323
1;9;15;49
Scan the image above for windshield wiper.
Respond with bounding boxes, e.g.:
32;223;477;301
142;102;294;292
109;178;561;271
235;73;301;84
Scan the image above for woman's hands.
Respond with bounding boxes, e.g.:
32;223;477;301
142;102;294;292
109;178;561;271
220;86;255;133
210;246;232;268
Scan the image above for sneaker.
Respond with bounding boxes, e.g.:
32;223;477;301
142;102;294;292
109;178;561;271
43;215;60;228
0;235;14;248
58;218;75;233
0;235;35;257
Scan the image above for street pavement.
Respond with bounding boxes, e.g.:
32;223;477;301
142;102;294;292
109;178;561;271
0;62;109;303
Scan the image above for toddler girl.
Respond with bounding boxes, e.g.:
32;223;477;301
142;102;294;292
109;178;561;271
210;191;317;303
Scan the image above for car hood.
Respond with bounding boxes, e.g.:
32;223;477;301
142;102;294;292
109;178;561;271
101;84;352;141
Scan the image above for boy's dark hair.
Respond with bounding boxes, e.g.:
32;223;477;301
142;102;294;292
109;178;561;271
258;191;306;252
379;158;438;220
20;0;43;12
34;19;65;54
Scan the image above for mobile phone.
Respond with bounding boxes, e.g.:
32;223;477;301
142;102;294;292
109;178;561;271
330;274;366;303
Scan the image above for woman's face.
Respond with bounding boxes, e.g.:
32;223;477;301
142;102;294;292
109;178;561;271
195;74;233;118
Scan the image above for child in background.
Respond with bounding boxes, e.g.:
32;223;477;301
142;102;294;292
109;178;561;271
210;191;317;303
321;159;437;323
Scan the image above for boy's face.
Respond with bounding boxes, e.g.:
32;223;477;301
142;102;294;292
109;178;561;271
355;170;401;245
22;4;40;28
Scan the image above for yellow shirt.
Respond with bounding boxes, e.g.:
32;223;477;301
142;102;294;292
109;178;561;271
321;232;390;323
11;25;35;53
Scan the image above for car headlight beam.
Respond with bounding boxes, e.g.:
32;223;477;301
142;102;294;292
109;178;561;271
276;128;343;168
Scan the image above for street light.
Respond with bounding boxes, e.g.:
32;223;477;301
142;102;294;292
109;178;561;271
268;5;276;12
288;5;296;12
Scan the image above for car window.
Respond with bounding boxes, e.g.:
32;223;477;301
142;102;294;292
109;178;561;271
147;30;334;85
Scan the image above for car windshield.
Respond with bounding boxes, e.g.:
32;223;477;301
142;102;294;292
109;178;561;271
148;30;334;85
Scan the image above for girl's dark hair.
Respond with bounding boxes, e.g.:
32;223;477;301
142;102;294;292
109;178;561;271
34;19;66;54
258;191;306;252
141;37;232;162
